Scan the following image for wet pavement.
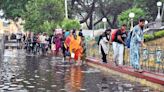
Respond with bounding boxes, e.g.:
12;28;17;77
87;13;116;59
0;48;158;92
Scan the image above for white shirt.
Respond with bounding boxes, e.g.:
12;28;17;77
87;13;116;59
99;35;110;54
16;34;22;40
39;35;46;43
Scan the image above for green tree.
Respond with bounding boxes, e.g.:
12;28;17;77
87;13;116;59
69;0;134;29
118;7;146;27
23;0;64;33
40;21;56;34
134;0;164;21
0;0;64;33
61;18;81;31
0;0;29;20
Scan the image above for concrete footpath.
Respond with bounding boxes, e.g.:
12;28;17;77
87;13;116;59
86;57;164;91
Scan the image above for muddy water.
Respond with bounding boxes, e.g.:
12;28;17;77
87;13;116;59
0;49;158;92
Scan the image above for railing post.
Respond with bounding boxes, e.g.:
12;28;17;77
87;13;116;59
142;48;149;70
155;47;162;72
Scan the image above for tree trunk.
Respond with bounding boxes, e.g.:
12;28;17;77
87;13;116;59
79;1;95;24
94;18;103;26
112;15;118;28
87;14;93;30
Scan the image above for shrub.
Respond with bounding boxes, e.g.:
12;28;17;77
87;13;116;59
118;7;146;27
144;34;154;42
144;30;164;42
154;30;164;38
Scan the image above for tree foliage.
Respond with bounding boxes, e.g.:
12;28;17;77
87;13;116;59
134;0;164;21
0;0;163;31
61;18;81;30
23;0;64;33
69;0;164;29
70;0;133;29
118;7;146;27
0;0;29;20
0;0;64;33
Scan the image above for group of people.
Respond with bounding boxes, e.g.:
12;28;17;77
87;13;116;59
61;29;86;65
16;18;146;69
25;32;50;55
98;18;146;71
24;29;86;65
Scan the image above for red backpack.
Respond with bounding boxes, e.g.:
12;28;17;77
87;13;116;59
111;29;118;42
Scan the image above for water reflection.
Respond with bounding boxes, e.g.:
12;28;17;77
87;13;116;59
0;49;157;92
97;77;109;92
69;66;83;92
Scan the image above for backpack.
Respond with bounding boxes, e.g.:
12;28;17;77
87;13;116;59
111;29;118;42
125;31;133;48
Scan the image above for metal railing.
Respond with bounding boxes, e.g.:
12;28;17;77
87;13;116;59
86;40;164;74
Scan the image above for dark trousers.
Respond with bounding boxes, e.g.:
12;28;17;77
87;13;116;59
62;45;66;58
101;46;107;63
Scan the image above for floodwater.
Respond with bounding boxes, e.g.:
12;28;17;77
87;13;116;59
0;48;158;92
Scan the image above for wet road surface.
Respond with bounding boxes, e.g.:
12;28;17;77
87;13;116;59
0;48;158;92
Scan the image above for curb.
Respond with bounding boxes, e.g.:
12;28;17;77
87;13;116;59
86;57;164;91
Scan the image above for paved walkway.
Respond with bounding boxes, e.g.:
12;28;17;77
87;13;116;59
86;57;164;91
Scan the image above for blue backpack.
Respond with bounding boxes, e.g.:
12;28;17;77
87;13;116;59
126;31;133;48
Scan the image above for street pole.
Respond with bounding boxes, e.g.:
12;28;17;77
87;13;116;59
102;18;107;30
161;3;164;21
92;12;94;38
104;22;106;30
65;0;68;19
129;12;135;31
156;1;162;21
130;18;133;31
156;7;161;21
155;1;162;28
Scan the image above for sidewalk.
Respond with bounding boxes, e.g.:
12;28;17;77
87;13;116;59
86;57;164;91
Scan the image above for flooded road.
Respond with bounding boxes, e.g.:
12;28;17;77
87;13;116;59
0;49;157;92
